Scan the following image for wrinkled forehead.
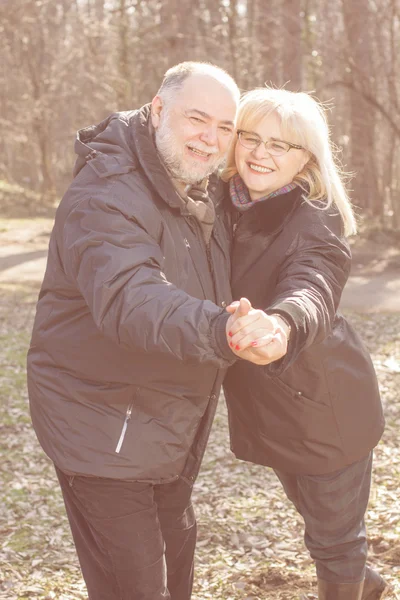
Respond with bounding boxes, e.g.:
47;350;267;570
175;73;238;123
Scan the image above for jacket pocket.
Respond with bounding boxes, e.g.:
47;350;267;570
273;376;323;409
255;376;337;443
115;402;134;454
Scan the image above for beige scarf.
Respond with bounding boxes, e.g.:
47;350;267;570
182;181;215;244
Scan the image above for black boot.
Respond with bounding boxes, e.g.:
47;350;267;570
300;568;387;600
317;578;364;600
362;567;387;600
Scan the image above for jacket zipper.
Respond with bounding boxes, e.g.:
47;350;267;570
115;402;133;454
205;242;218;300
186;216;217;301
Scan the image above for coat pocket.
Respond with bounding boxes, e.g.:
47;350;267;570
253;376;338;444
273;376;324;409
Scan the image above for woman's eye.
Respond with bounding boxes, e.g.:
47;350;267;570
271;142;286;151
246;136;260;145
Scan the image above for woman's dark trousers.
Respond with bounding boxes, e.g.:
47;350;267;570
55;467;197;600
274;452;373;585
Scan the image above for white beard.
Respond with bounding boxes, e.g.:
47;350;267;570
155;109;223;185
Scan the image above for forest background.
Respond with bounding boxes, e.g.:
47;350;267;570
0;0;400;229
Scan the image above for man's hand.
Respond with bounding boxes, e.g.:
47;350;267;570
226;298;289;365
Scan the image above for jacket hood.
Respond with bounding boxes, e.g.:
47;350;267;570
73;104;183;210
73;109;139;179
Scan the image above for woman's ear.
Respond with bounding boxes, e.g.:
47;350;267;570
298;150;311;174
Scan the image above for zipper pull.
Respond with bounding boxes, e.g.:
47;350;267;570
115;403;133;454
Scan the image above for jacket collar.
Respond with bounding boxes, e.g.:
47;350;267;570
73;106;185;212
73;105;221;215
236;187;303;235
74;111;138;178
129;105;188;211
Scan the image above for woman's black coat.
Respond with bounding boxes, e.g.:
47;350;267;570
224;187;384;475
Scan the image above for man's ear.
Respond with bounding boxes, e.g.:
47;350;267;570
151;95;163;129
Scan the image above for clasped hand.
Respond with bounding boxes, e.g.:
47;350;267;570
225;298;288;365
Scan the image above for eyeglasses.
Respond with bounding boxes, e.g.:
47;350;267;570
237;129;304;156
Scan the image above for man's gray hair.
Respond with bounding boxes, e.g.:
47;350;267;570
156;61;240;105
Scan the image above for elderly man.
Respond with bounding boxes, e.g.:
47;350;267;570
27;62;246;600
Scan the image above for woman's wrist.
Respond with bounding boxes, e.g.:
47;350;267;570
270;313;291;342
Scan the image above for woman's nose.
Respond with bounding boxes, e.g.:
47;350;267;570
252;142;271;159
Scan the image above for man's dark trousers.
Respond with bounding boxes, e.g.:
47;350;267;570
56;467;196;600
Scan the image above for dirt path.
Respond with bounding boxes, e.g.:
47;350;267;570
0;219;51;288
1;218;399;312
342;237;400;312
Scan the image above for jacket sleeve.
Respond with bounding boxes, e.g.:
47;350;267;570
61;193;234;367
264;213;351;375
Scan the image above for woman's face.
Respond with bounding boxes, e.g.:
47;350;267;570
234;111;310;200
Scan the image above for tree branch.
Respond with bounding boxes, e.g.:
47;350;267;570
325;80;400;138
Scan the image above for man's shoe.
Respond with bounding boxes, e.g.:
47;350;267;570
362;567;387;600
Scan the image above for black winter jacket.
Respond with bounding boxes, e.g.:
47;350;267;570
27;106;234;482
224;188;384;474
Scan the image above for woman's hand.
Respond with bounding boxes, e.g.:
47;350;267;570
226;298;289;365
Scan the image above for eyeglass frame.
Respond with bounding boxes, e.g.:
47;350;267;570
237;129;304;155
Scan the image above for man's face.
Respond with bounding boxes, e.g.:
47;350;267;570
152;74;237;185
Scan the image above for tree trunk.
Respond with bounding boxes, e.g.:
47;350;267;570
282;0;303;90
342;0;380;215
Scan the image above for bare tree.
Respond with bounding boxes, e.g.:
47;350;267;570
0;0;398;228
341;0;380;215
282;0;303;90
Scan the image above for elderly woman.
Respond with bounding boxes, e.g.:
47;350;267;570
223;89;386;600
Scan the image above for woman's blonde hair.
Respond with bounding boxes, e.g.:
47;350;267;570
222;88;357;236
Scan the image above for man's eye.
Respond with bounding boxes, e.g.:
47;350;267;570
220;126;233;134
190;116;205;124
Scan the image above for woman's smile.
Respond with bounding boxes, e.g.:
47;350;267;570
246;161;274;174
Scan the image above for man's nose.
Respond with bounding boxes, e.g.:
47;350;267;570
200;125;218;147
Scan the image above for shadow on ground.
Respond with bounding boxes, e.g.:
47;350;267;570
0;250;48;273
